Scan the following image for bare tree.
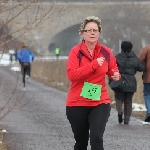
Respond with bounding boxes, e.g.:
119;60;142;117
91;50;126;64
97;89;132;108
0;0;67;53
100;3;150;56
0;0;66;126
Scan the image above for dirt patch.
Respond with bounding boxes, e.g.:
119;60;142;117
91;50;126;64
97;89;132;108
31;60;70;92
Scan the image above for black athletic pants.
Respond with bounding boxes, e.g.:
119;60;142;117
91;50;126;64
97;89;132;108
21;63;31;87
66;104;111;150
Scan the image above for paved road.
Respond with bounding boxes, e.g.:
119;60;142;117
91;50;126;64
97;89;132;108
0;66;150;150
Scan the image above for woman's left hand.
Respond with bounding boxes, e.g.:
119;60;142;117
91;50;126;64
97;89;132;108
111;69;120;81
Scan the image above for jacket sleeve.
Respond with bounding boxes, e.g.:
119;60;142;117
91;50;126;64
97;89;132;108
140;46;147;62
137;59;145;72
17;52;22;63
29;51;35;61
67;49;99;81
31;53;35;61
106;50;120;80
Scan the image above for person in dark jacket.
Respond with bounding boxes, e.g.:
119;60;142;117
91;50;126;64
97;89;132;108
17;43;35;91
112;41;145;125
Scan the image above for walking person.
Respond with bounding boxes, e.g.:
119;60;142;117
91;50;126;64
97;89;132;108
17;43;35;91
140;44;150;122
15;49;18;61
9;49;15;63
110;41;145;125
66;16;120;150
55;47;60;59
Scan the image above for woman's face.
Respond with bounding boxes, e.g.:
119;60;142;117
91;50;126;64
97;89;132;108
81;22;100;44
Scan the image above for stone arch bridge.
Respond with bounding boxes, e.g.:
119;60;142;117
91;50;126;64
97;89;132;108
2;1;150;55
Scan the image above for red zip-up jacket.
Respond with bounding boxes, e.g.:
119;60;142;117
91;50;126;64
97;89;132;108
66;40;119;106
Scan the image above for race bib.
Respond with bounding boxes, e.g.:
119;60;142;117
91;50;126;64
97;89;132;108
80;82;102;101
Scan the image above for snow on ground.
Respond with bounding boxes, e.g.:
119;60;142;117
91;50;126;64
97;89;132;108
0;53;20;71
112;101;146;112
132;103;146;111
0;53;11;66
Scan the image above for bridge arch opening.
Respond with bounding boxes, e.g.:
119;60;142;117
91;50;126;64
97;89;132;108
48;23;81;56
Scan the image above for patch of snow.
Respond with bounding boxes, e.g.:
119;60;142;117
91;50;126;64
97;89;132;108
111;101;146;112
11;66;21;71
132;103;146;111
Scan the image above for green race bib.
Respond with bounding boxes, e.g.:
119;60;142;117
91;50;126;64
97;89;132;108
80;82;102;101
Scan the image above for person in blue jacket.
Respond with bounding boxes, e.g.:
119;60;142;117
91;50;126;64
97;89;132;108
17;43;35;91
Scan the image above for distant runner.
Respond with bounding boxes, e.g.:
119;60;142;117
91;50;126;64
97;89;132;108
17;43;35;91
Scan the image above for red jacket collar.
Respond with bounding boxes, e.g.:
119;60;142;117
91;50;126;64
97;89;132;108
80;40;101;58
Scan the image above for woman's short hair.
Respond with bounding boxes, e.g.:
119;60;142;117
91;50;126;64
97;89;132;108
79;16;102;36
22;43;26;48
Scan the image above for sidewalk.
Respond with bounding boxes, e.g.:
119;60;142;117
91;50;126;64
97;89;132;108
103;108;150;150
1;62;149;150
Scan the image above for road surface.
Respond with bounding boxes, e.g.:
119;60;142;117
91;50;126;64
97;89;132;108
0;65;150;150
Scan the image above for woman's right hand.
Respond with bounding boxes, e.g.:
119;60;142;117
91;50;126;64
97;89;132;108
97;57;105;66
